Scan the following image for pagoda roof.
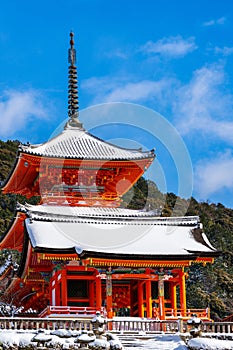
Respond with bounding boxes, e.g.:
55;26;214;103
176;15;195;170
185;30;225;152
20;204;218;260
19;203;196;223
0;211;26;251
19;124;155;161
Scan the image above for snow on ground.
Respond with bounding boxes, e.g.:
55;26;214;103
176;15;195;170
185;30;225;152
0;329;77;347
188;337;233;350
120;333;187;349
0;330;232;349
149;334;187;349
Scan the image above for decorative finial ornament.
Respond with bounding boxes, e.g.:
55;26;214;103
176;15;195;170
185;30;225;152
68;31;76;65
66;31;83;129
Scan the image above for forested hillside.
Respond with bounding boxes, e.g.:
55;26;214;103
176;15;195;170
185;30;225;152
0;140;232;320
0;140;20;232
123;177;233;320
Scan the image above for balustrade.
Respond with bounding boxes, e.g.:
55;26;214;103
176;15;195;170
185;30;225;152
0;316;232;335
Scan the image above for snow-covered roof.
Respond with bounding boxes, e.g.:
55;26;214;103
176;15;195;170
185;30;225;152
19;203;199;225
24;205;217;258
19;124;154;160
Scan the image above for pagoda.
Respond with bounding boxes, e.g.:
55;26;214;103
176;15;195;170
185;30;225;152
0;33;219;320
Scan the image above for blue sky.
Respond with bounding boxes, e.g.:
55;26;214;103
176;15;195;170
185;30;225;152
0;0;233;209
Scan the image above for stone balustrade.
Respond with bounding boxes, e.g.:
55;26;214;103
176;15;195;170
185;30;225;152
0;317;232;335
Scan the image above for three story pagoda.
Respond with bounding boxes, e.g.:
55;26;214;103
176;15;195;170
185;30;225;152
0;33;219;320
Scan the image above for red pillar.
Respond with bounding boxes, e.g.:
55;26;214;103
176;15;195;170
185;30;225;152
61;269;67;306
179;269;186;317
89;280;95;307
171;283;177;317
106;270;113;318
158;275;165;320
50;274;55;306
51;271;62;306
95;277;102;311
138;281;144;317
56;278;61;305
146;280;152;318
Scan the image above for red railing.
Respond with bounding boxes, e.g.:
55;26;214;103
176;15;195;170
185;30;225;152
39;306;105;318
39;306;210;320
222;314;233;322
164;308;210;320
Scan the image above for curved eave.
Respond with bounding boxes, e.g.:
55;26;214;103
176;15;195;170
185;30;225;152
27;246;219;262
1;151;39;195
22;150;155;162
30;242;221;261
33;246;77;255
1;150;154;197
0;211;26;251
186;249;221;258
30;245;220;260
84;130;155;159
78;249;219;261
25;218;218;259
20;127;155;161
20;203;201;223
23;247;218;269
80;251;197;261
30;246;214;261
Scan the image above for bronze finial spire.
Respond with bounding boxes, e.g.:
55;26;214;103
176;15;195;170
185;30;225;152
66;31;83;128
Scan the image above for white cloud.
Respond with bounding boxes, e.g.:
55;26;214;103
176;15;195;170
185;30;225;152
104;49;128;59
203;17;226;26
83;61;233;148
141;36;197;57
174;64;233;144
195;151;233;199
82;76;121;96
214;46;233;56
82;76;174;105
102;79;170;103
0;89;49;138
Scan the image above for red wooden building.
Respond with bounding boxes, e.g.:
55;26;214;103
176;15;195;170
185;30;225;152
0;33;219;320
